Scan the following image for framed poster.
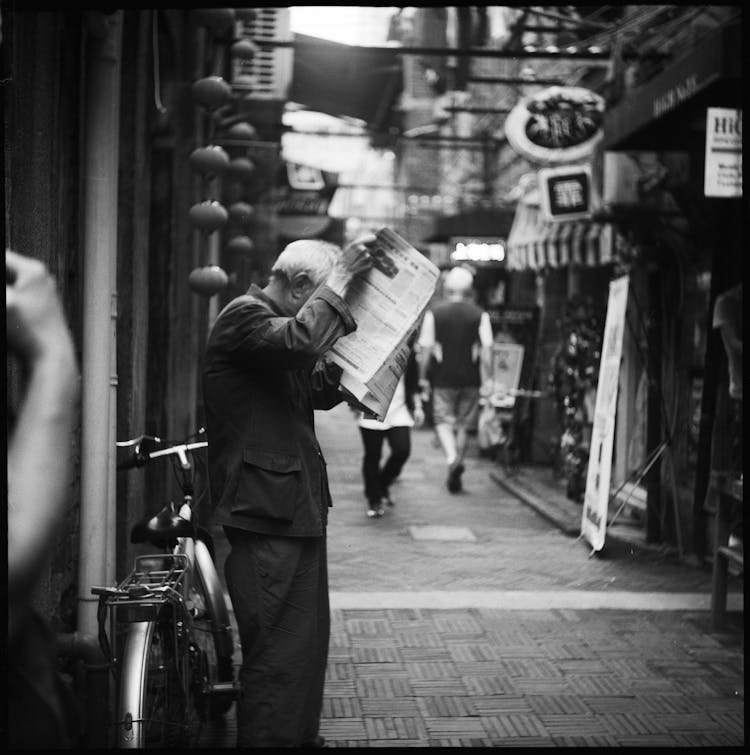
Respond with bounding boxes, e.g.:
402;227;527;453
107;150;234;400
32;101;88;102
490;343;525;409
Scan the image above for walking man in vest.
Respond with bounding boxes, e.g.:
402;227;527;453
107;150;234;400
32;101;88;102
417;266;493;492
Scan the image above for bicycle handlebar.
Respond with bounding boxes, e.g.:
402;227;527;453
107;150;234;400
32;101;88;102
116;430;207;470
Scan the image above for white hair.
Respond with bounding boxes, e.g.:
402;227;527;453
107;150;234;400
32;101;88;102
271;239;340;286
443;266;474;295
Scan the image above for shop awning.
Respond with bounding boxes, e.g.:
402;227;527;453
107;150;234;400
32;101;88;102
603;21;741;151
506;203;617;271
289;33;403;133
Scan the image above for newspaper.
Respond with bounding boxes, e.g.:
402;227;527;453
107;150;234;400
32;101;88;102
328;227;439;420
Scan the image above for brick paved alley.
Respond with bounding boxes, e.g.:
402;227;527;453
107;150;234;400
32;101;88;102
199;403;743;748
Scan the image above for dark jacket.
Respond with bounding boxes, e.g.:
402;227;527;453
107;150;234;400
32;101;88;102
202;283;356;537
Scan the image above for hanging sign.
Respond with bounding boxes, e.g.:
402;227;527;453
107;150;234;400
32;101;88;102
274;161;338;239
581;274;629;553
704;107;742;197
505;86;605;164
538;165;592;221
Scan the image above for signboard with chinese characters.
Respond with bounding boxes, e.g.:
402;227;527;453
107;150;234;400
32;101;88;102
704;107;742;197
538;165;592;221
581;275;629;553
505;86;605;164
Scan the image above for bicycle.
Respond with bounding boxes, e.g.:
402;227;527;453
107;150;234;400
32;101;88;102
91;429;238;748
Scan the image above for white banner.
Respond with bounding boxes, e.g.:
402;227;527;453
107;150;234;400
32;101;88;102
581;275;630;552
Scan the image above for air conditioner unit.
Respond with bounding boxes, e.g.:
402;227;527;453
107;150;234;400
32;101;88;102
232;8;293;100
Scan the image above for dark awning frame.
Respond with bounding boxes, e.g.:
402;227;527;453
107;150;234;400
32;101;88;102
603;21;741;151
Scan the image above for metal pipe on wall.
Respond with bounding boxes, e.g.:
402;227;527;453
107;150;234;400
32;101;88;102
77;11;123;637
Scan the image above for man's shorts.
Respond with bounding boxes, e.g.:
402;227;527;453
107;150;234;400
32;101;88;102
432;386;480;429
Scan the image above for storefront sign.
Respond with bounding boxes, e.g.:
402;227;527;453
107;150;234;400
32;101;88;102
538;165;592;221
704;107;742;197
275;160;338;239
653;74;699;119
505;86;605;164
581;275;629;553
450;237;506;263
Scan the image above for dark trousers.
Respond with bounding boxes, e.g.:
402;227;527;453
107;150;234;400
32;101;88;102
223;527;329;748
359;425;411;503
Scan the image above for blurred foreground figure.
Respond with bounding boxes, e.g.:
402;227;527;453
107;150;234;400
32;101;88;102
6;249;81;748
202;235;375;747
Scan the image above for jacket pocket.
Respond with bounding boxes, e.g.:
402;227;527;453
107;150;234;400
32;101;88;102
232;447;301;522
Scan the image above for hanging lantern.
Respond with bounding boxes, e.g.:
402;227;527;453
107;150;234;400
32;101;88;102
192;76;233;110
227;157;256;181
191;9;236;34
228;201;254;225
189;145;230;176
226;121;258;140
189;200;228;233
226;235;254;254
230;38;258;61
188;265;229;296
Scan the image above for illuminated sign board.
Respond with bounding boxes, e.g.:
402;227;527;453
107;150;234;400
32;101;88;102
449;237;506;263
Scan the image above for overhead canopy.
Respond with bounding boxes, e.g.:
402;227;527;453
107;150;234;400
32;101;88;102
289;33;403;133
506;203;618;271
603;21;741;151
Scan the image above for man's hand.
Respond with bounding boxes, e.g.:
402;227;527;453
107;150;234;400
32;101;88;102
326;232;377;296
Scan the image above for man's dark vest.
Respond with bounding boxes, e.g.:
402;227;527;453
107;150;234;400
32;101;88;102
431;299;483;388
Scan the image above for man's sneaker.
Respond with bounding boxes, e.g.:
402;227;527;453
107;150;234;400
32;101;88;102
447;462;464;493
366;500;385;518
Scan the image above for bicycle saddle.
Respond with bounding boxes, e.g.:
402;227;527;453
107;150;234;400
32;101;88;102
131;504;196;545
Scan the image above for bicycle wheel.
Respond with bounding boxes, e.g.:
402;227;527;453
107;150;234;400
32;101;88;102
117;619;194;748
191;538;236;718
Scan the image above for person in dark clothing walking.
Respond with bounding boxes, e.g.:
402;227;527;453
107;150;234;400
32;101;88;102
417;266;493;492
355;335;424;517
202;235;375;748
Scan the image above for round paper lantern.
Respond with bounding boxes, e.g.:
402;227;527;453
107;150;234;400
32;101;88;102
228;201;254;225
226;121;258;139
191;9;236;34
230;38;258;61
189;145;230;176
227;157;256;181
188;265;229;296
188;200;228;233
191;76;233;110
226;235;254;254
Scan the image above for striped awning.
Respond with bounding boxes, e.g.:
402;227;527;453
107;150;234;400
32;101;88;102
506;202;616;271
